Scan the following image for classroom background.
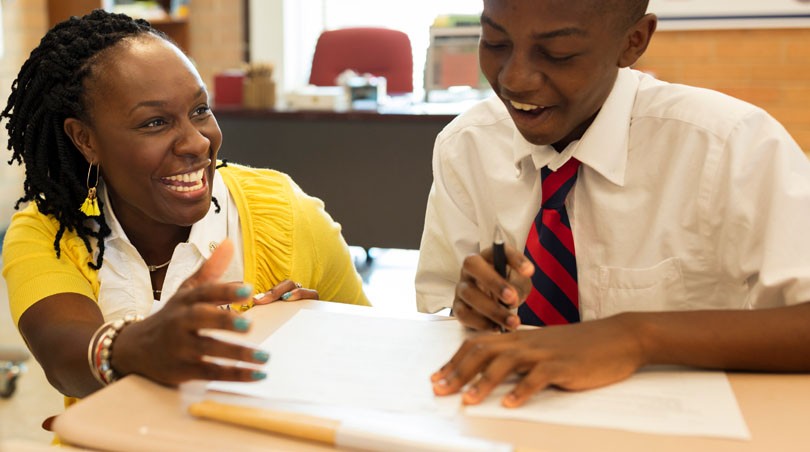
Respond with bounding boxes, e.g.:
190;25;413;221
1;0;809;445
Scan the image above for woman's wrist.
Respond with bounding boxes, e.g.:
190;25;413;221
87;314;144;386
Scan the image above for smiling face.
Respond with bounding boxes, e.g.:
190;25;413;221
479;0;652;149
67;33;222;233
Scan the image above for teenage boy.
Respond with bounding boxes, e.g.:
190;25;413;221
416;0;810;407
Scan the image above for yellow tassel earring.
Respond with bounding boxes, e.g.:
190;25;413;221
80;163;101;217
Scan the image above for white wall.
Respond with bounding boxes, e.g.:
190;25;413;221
0;2;24;232
650;0;810;16
0;3;4;58
249;0;323;101
0;153;24;233
650;0;810;30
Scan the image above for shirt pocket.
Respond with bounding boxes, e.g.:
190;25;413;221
596;257;687;318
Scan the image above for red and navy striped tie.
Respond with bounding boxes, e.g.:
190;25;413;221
519;158;581;326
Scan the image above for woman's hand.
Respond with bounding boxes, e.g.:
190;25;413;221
252;279;319;305
112;239;270;386
453;244;534;331
431;314;647;407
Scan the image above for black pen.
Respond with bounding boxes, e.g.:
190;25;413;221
493;225;509;332
493;225;507;279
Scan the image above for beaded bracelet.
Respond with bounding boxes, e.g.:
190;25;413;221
87;322;110;385
87;314;144;386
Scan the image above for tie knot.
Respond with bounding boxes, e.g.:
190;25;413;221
541;158;580;209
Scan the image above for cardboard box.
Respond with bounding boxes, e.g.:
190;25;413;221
285;86;347;111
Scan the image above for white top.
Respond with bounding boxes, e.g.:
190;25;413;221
96;171;244;320
415;68;810;319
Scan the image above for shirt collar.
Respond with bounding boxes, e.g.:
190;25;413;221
512;67;639;186
99;170;229;258
99;179;124;244
186;171;229;260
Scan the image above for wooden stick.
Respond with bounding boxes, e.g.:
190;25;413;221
188;400;340;445
188;399;531;452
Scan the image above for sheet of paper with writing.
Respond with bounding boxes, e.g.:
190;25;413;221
207;309;749;439
464;367;751;439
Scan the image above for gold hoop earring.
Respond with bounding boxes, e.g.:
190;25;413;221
80;163;101;217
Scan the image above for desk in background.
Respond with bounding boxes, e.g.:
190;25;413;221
214;106;460;251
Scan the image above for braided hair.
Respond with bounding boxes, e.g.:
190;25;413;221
1;10;168;270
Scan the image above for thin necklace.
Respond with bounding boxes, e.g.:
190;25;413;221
147;259;172;272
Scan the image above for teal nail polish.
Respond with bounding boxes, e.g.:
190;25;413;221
281;291;292;301
253;350;270;363
233;317;250;332
236;284;253;298
251;370;267;380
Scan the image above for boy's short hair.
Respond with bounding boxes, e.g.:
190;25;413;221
594;0;650;32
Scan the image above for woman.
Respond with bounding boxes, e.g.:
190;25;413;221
1;10;369;401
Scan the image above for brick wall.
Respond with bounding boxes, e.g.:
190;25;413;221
636;27;810;154
187;0;245;93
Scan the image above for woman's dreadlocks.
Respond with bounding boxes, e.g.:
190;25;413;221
2;10;167;269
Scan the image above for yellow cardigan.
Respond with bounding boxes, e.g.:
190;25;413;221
3;163;369;327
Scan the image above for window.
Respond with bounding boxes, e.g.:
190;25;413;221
251;0;482;100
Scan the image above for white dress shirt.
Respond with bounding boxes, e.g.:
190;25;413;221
416;68;810;319
96;171;244;320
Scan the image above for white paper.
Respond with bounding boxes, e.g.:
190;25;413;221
209;309;465;413
209;309;750;440
464;367;751;440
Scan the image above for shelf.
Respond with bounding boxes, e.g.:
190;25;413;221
46;0;191;54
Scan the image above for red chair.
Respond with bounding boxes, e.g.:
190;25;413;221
309;27;414;95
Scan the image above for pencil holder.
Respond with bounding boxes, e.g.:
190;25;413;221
243;62;276;109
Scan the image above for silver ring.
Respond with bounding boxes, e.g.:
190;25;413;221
295;282;302;289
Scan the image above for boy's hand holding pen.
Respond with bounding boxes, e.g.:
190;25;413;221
491;225;534;332
452;225;534;332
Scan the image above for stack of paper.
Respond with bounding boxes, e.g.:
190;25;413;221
209;309;750;440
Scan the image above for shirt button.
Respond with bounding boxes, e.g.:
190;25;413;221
209;241;218;252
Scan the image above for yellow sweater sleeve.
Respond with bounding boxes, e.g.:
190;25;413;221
2;204;98;326
287;177;371;306
219;164;370;306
